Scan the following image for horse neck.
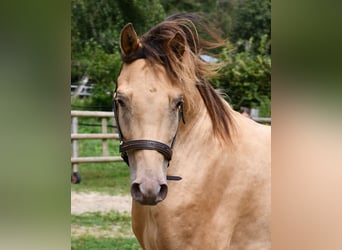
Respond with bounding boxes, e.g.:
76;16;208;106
177;93;214;149
170;92;228;193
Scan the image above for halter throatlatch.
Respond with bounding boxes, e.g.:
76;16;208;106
113;93;185;181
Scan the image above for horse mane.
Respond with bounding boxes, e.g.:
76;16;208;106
121;13;235;141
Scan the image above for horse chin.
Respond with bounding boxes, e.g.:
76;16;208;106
135;199;160;206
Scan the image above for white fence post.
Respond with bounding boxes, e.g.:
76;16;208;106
71;116;79;173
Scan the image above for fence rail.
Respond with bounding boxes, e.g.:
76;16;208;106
71;110;113;117
71;133;120;139
71;156;122;163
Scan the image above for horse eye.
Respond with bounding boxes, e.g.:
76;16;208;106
176;100;183;108
116;98;125;107
175;97;184;108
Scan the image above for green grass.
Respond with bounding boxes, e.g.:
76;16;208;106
71;162;130;195
72;211;131;230
78;139;118;157
71;237;140;250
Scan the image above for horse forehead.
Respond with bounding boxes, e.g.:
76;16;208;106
119;59;167;85
121;59;149;75
118;59;180;98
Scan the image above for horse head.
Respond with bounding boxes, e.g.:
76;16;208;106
114;23;186;205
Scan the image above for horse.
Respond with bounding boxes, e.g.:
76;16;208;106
113;14;271;250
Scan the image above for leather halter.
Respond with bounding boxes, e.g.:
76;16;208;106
113;92;185;181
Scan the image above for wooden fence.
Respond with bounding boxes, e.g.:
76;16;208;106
71;110;122;180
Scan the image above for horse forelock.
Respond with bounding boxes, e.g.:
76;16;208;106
120;14;235;141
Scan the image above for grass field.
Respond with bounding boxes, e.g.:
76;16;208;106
72;237;140;250
71;162;131;195
71;212;140;249
71;116;140;249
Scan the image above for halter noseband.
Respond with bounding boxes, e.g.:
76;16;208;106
113;92;185;181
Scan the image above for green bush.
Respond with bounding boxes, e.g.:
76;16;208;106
230;0;271;47
213;35;271;116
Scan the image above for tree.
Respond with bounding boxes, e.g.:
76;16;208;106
230;0;271;47
161;0;238;39
117;0;165;35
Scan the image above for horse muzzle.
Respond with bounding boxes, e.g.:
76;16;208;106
131;179;168;205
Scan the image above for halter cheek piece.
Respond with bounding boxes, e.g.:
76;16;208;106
113;93;185;181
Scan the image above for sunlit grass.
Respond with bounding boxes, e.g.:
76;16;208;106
72;211;132;234
71;212;140;249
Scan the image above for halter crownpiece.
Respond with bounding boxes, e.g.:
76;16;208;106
112;93;185;181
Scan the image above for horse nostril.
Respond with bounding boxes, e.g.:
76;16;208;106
131;182;143;201
131;181;168;204
157;184;168;202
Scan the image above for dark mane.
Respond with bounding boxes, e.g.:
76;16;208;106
121;13;235;140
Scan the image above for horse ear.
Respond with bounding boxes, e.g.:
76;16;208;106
120;23;139;57
168;33;185;59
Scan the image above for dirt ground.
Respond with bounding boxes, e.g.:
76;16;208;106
71;192;134;238
71;191;132;215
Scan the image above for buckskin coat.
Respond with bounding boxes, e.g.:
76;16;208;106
114;14;271;250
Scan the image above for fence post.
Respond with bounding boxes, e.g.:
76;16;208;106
71;116;82;183
102;118;108;156
71;116;79;173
